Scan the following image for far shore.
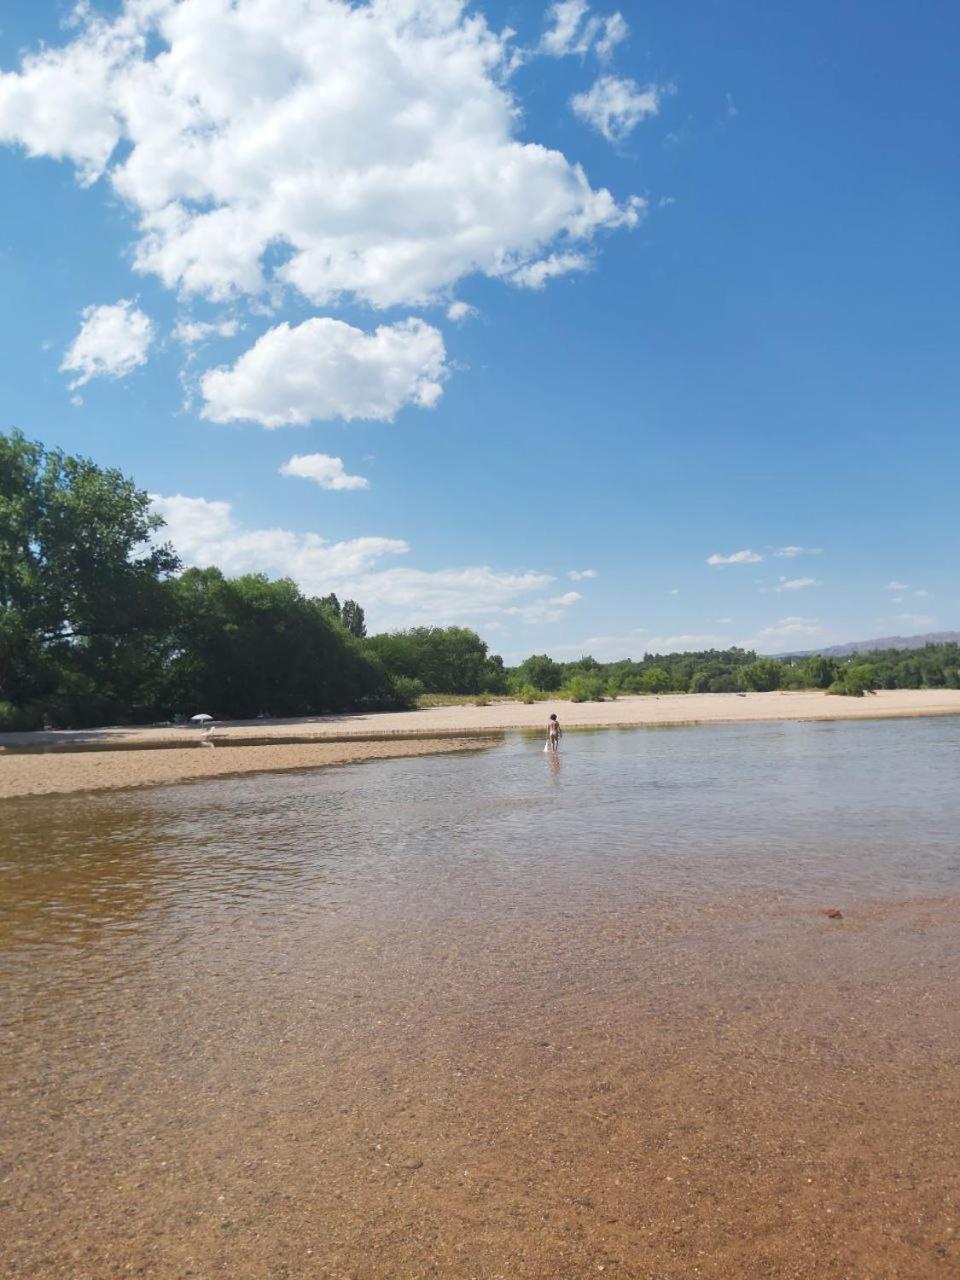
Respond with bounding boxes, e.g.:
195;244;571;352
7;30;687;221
2;688;959;799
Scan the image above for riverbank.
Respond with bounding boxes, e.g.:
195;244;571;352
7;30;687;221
0;735;492;798
3;689;960;798
2;688;959;800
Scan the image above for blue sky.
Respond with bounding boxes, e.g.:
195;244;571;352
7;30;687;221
1;0;957;659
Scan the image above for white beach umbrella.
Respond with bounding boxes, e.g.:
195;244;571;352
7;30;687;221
190;713;214;724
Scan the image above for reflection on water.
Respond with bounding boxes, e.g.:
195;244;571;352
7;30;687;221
2;717;960;1012
3;718;960;1278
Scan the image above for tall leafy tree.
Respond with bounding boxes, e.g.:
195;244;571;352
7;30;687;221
340;599;366;639
0;431;178;722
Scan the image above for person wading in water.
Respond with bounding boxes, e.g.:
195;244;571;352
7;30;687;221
545;713;562;752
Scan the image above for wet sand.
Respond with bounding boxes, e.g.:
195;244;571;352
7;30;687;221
3;721;959;1277
3;889;959;1279
0;735;491;798
2;688;960;799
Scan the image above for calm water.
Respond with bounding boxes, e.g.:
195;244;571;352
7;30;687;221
4;717;960;1279
2;718;959;1009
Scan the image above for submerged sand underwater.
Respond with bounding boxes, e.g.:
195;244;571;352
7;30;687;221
2;719;959;1278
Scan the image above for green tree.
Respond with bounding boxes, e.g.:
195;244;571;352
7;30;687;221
318;593;341;622
340;599;366;638
742;658;785;692
0;431;179;724
366;626;502;694
800;654;838;688
514;653;563;691
639;665;670;693
165;569;389;718
844;663;877;695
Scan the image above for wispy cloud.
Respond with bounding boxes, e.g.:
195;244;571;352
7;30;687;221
548;629;728;662
893;613;935;629
568;568;598;581
707;549;762;566
571;76;661;143
750;617;825;649
540;2;628;61
884;580;909;590
446;301;477;324
776;576;819;592
150;493;558;631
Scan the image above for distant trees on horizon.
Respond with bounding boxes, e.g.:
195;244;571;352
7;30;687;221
2;431;958;730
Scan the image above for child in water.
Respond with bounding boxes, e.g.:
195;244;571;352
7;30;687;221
546;713;562;752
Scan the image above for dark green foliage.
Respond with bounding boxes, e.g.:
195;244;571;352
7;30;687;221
513;653;563;692
1;431;179;726
0;433;394;725
800;654;839;688
365;626;506;695
163;569;390;718
341;599;366;639
742;658;785;692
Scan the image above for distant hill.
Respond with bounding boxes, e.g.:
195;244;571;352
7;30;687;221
781;632;960;659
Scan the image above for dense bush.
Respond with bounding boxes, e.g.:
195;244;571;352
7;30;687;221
562;673;606;702
388;675;425;708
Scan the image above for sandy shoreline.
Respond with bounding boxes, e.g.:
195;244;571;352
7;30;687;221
2;688;959;798
0;736;492;799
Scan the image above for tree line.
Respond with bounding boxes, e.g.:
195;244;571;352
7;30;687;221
507;645;960;701
2;432;957;730
0;432;508;729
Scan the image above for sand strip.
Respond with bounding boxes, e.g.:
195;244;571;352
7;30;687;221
0;736;492;799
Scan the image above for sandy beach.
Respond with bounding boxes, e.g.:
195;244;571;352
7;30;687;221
2;688;959;798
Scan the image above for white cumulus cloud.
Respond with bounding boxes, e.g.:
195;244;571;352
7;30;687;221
60;299;153;389
0;0;643;309
777;576;818;591
706;549;763;566
280;453;369;492
150;493;556;629
150;493;404;582
200;317;447;427
571;76;661;142
568;568;598;580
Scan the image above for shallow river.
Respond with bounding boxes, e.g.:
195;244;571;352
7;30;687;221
3;719;960;1278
